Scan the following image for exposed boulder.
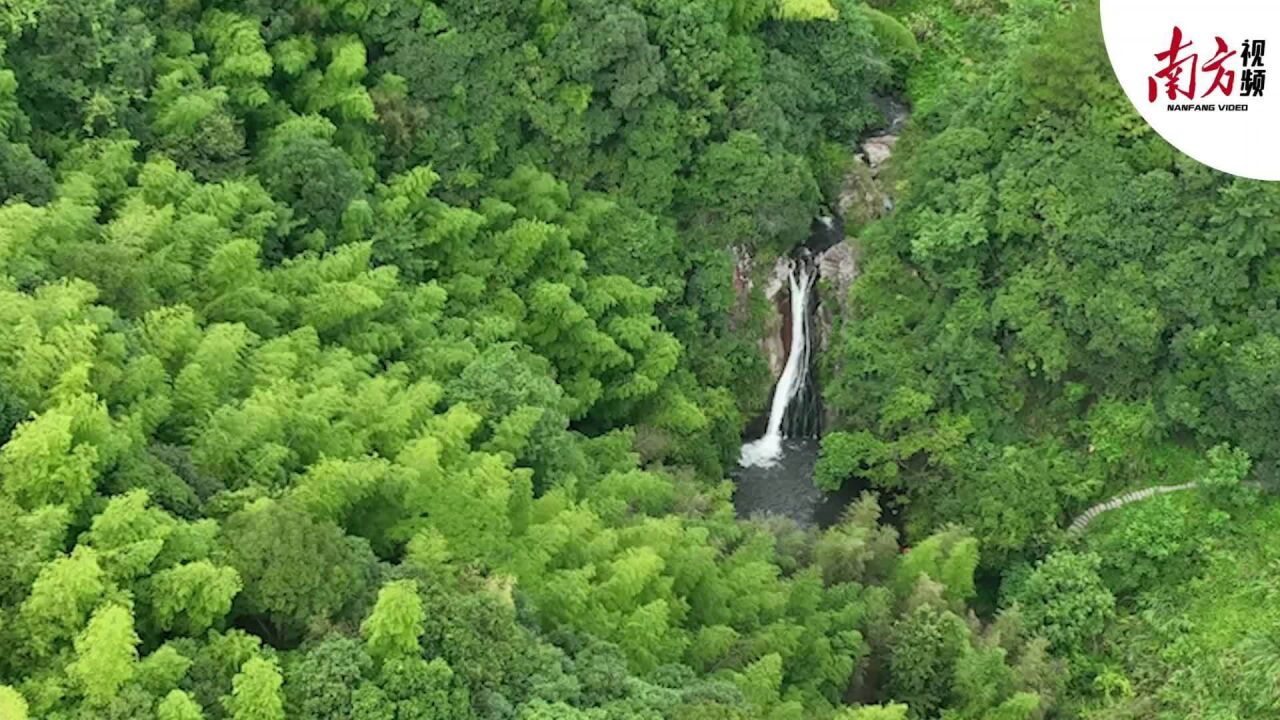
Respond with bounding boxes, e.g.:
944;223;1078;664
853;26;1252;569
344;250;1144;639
861;133;898;172
836;158;886;230
815;239;860;356
817;241;859;311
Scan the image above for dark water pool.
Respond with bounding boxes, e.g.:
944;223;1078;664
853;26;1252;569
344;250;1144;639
732;439;862;528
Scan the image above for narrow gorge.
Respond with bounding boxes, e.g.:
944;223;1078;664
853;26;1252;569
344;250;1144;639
732;102;904;526
739;253;818;469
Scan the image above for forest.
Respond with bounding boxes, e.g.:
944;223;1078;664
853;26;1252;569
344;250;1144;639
0;0;1274;718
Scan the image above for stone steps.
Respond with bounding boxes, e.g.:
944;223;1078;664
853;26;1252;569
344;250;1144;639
1066;482;1199;535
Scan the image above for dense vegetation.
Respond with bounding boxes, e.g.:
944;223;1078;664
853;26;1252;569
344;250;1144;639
0;1;1059;719
818;0;1280;716
2;0;1273;717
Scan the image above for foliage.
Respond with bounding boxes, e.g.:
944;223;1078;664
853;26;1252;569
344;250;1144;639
820;0;1280;576
0;2;1047;719
817;4;1280;712
6;0;1260;716
1010;551;1114;657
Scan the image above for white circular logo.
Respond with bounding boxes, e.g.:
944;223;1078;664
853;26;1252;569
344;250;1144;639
1101;0;1278;180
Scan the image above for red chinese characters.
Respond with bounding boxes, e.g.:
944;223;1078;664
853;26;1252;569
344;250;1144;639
1149;26;1240;101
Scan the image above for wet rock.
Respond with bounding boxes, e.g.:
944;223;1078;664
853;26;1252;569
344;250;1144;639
837;130;900;230
729;247;791;382
735;100;907;386
762;254;791;303
873;95;911;135
840;97;903;228
817;241;860;314
815;239;860;355
862;134;898;172
815;240;861;430
836;158;886;230
761;255;792;381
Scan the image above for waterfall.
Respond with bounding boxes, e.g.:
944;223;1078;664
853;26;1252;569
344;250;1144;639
739;256;817;468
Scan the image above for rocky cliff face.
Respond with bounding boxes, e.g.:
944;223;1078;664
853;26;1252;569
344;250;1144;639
815;241;859;353
749;131;903;384
837;98;906;230
731;249;794;381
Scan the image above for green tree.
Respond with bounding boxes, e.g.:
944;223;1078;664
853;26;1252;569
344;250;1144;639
18;546;107;660
835;704;908;720
375;655;472;720
362;580;425;662
1202;442;1252;491
814;493;900;586
1014;551;1115;656
196;9;274;110
0;685;29;720
894;526;980;605
69;604;141;706
0;391;115;511
284;635;372;720
0;142;54;205
885;605;970;719
148;561;243;636
681;131;820;253
158;690;206;720
224;657;286;720
257;122;364;254
218;501;377;644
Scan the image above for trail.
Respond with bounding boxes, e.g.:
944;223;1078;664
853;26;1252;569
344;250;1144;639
1066;483;1198;535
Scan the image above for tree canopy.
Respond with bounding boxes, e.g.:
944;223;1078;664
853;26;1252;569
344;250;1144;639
0;1;1056;718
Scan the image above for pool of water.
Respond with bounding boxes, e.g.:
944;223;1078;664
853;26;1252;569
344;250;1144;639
732;439;862;528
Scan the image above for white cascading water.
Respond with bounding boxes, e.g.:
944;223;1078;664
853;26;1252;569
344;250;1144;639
739;258;816;468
